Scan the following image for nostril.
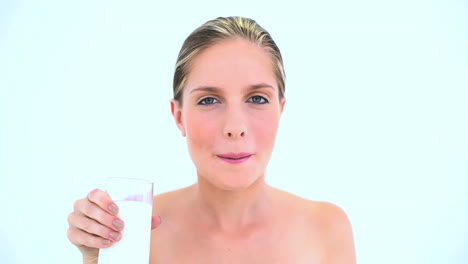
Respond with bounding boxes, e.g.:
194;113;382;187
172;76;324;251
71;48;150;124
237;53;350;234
225;131;245;138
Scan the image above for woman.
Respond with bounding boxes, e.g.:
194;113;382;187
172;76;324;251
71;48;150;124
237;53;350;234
67;16;356;263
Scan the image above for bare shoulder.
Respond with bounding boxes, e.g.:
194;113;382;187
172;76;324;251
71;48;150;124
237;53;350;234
309;200;352;232
271;188;356;263
272;187;347;218
307;199;356;263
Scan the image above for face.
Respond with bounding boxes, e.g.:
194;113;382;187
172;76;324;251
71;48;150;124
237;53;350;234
171;38;285;191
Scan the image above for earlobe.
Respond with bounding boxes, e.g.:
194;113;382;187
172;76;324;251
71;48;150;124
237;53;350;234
170;99;186;137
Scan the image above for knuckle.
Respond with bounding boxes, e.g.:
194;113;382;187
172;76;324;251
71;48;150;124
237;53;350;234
67;219;109;249
88;189;103;203
67;228;74;240
81;216;109;239
96;208;111;224
71;227;109;248
81;202;91;215
73;199;82;211
85;235;102;248
77;230;93;247
96;225;111;239
67;228;79;244
77;231;90;247
67;213;74;225
101;212;113;225
81;218;93;232
87;206;102;221
87;189;99;201
82;202;98;218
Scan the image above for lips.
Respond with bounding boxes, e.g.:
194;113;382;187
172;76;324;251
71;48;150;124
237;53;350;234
216;152;253;164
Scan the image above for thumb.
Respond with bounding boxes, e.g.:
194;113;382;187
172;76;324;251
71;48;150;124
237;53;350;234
151;215;162;230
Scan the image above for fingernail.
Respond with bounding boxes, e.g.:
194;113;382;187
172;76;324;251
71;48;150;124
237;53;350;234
108;204;118;215
109;231;120;240
113;219;124;230
103;239;112;245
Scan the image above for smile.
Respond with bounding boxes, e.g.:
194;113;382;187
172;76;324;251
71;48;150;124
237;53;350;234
216;153;253;164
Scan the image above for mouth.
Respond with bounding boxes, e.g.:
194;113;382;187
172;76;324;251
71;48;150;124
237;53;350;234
216;153;253;164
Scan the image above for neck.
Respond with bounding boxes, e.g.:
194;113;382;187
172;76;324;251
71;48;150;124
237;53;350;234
193;173;271;233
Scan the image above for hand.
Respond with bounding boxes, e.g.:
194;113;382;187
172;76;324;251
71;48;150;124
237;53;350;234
67;189;161;263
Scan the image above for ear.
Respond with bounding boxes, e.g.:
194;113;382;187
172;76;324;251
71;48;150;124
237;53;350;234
170;99;186;137
279;98;286;114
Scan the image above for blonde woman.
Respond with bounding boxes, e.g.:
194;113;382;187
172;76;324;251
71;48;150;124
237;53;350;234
67;16;356;264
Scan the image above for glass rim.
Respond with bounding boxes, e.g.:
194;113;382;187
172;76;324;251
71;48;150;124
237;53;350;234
105;177;153;185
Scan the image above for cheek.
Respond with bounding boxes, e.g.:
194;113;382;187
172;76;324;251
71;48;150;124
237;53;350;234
184;112;218;153
250;113;280;149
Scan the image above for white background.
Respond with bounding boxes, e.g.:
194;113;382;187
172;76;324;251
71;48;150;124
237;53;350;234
1;0;467;263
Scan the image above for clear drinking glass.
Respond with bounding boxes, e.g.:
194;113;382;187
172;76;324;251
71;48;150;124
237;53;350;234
99;177;154;264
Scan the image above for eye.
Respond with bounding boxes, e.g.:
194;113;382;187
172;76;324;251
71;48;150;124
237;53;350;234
247;95;268;104
198;97;219;105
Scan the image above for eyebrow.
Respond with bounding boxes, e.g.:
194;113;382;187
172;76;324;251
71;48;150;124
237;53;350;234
190;83;274;94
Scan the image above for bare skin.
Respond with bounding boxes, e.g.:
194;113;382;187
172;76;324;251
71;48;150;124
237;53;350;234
151;178;355;264
68;179;354;264
67;37;356;263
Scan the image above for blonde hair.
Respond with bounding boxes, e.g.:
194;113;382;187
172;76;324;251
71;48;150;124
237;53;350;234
173;16;286;106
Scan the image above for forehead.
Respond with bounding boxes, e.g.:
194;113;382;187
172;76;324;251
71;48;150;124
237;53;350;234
184;38;277;93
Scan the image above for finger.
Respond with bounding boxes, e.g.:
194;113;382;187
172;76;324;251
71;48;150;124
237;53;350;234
67;227;114;249
151;215;162;230
68;213;122;242
87;189;119;215
75;199;124;231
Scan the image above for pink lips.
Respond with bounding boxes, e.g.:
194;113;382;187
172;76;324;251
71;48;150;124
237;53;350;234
217;152;253;164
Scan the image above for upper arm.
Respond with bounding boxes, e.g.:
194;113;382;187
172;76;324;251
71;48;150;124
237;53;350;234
318;202;356;264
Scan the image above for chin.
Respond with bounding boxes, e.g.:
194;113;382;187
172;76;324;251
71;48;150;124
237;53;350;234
199;170;264;191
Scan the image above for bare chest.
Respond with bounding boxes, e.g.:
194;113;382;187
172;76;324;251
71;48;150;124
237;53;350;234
150;221;325;264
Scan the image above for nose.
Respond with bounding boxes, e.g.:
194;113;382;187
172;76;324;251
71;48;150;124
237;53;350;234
223;107;247;139
226;130;246;138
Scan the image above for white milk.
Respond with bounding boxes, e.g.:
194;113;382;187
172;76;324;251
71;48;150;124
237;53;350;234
99;201;153;264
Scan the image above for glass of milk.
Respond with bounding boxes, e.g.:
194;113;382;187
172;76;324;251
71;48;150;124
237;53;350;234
99;177;154;264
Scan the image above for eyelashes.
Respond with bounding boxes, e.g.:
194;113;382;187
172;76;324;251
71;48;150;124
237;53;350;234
247;95;268;104
197;95;269;105
198;97;220;105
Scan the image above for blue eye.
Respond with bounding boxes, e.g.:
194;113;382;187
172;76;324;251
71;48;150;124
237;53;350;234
248;95;268;104
198;97;219;105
